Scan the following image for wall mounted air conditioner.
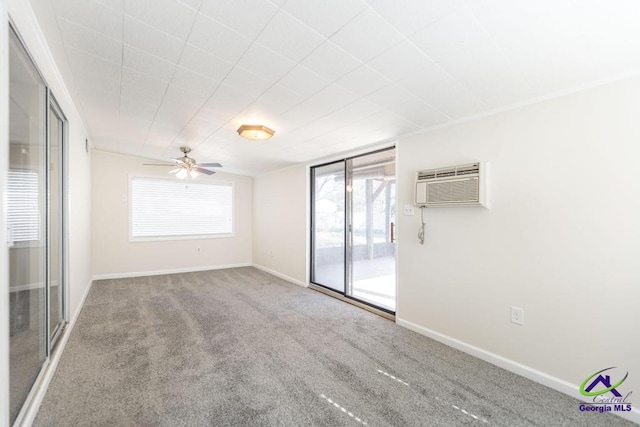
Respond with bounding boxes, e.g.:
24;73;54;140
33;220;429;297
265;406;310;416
414;162;488;208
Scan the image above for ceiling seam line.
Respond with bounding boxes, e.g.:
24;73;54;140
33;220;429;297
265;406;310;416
163;2;292;154
139;1;206;157
179;0;379;152
50;1;95;141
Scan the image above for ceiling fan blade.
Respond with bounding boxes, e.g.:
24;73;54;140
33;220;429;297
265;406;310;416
195;167;216;176
169;168;181;174
199;162;222;168
169;157;185;164
143;163;174;166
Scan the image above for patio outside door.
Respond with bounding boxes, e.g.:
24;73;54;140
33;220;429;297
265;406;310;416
311;147;396;313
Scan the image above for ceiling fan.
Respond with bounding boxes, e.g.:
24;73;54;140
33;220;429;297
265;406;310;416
143;146;222;179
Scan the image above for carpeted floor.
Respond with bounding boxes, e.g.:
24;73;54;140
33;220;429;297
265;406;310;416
34;267;633;426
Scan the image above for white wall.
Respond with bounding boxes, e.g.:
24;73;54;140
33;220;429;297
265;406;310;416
396;76;640;417
92;150;253;277
2;0;93;425
252;165;308;285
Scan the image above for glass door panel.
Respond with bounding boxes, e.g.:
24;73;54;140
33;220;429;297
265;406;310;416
310;148;397;313
49;103;65;343
348;149;396;312
311;162;346;293
8;27;48;424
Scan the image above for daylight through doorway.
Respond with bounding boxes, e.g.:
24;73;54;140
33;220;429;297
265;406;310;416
311;147;396;313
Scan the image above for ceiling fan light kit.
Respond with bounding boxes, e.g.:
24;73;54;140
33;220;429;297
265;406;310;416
143;146;222;179
237;124;275;140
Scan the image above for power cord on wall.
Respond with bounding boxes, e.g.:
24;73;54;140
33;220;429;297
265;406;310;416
418;207;426;245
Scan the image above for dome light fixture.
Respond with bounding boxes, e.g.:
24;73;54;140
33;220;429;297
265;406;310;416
237;124;275;140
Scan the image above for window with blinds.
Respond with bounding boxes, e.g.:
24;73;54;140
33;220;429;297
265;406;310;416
7;170;41;243
130;177;233;239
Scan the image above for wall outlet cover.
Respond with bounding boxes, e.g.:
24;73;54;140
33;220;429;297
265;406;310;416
403;204;414;216
511;306;524;326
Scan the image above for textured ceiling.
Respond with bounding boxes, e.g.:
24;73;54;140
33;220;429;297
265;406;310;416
29;0;640;176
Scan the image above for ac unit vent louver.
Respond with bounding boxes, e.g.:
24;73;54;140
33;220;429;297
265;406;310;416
436;168;456;178
456;163;480;176
417;170;436;180
414;162;488;208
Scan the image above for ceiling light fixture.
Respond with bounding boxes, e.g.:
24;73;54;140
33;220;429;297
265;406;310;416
176;169;188;179
144;147;222;180
237;124;275;140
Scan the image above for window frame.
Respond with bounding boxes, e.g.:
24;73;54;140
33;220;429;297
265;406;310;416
128;174;235;242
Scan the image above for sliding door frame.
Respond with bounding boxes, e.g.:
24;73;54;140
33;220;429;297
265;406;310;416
48;94;68;349
309;146;397;317
7;20;69;426
309;159;347;293
8;21;50;425
1;3;10;426
345;157;353;299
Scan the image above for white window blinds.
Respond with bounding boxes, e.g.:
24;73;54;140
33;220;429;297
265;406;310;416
131;177;233;239
7;171;41;243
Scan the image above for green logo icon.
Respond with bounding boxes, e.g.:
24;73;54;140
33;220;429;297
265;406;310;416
580;367;628;397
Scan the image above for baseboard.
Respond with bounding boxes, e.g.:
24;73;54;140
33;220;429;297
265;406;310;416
18;279;94;427
91;263;253;281
396;318;640;425
69;279;95;328
252;264;307;288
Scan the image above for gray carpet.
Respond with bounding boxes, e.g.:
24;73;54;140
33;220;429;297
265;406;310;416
34;267;633;426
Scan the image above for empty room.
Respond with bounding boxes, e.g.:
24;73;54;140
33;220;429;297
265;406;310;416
1;0;638;426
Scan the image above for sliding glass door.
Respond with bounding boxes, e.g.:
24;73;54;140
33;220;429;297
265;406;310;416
8;25;68;424
348;150;396;311
311;162;346;293
311;148;396;313
8;26;48;423
49;100;66;345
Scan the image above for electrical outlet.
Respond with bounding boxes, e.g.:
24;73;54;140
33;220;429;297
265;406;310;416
403;204;414;216
511;307;524;326
196;247;201;253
